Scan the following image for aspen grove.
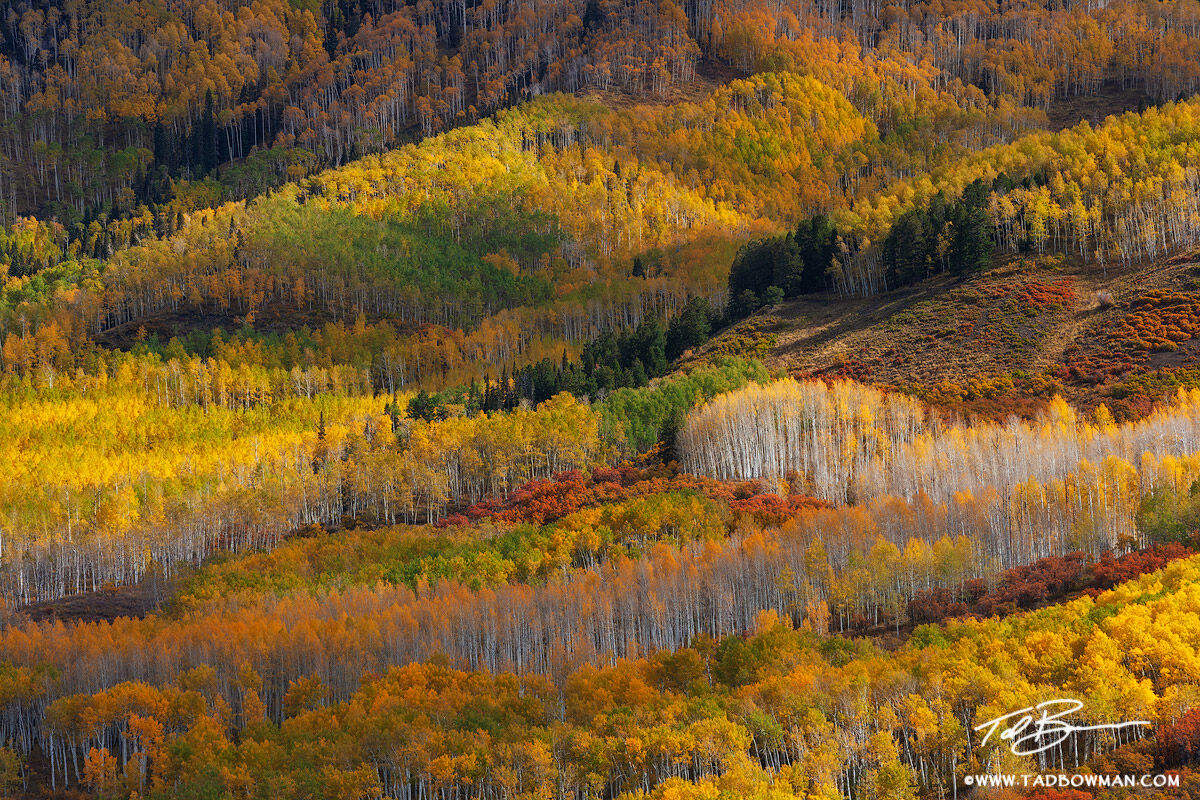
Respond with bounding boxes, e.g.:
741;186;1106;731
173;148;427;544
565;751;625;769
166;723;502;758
7;0;1200;796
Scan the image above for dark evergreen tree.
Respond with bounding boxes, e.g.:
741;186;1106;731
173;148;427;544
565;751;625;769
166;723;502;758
949;179;994;274
190;89;220;175
727;288;762;321
924;192;950;272
465;379;482;417
666;298;714;360
795;214;838;294
630;358;648;387
655;406;687;464
727;239;777;302
407;389;445;422
385;397;402;432
629;318;667;376
883;210;930;287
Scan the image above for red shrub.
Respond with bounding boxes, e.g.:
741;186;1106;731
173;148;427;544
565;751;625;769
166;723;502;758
904;542;1197;627
441;465;827;528
907;587;972;624
729;493;826;526
974;553;1089;614
1090;543;1194;588
1157;709;1200;768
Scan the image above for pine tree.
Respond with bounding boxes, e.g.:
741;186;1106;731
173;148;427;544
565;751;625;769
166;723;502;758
666;298;714;360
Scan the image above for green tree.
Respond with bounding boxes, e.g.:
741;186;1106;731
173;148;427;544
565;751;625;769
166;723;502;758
795;214;838;294
407;390;445;422
666;297;715;360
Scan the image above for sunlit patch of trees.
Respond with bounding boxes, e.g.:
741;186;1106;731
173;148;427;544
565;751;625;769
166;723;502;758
8;52;1200;401
3;383;1200;743
0;357;766;604
1;100;757;383
7;1;1200;794
0;387;598;603
680;379;1200;510
6;0;1200;227
1;546;1198;797
832;100;1200;292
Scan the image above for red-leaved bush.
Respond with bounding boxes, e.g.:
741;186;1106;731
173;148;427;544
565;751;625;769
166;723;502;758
440;465;827;527
907;543;1198;625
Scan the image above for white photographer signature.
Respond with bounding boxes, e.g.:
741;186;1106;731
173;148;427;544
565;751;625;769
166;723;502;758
975;698;1150;756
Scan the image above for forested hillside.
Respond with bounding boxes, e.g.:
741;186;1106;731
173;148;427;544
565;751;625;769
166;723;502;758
4;0;1200;225
2;387;1200;798
5;0;1200;796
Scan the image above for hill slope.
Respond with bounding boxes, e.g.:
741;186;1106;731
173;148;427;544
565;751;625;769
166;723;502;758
705;250;1200;420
